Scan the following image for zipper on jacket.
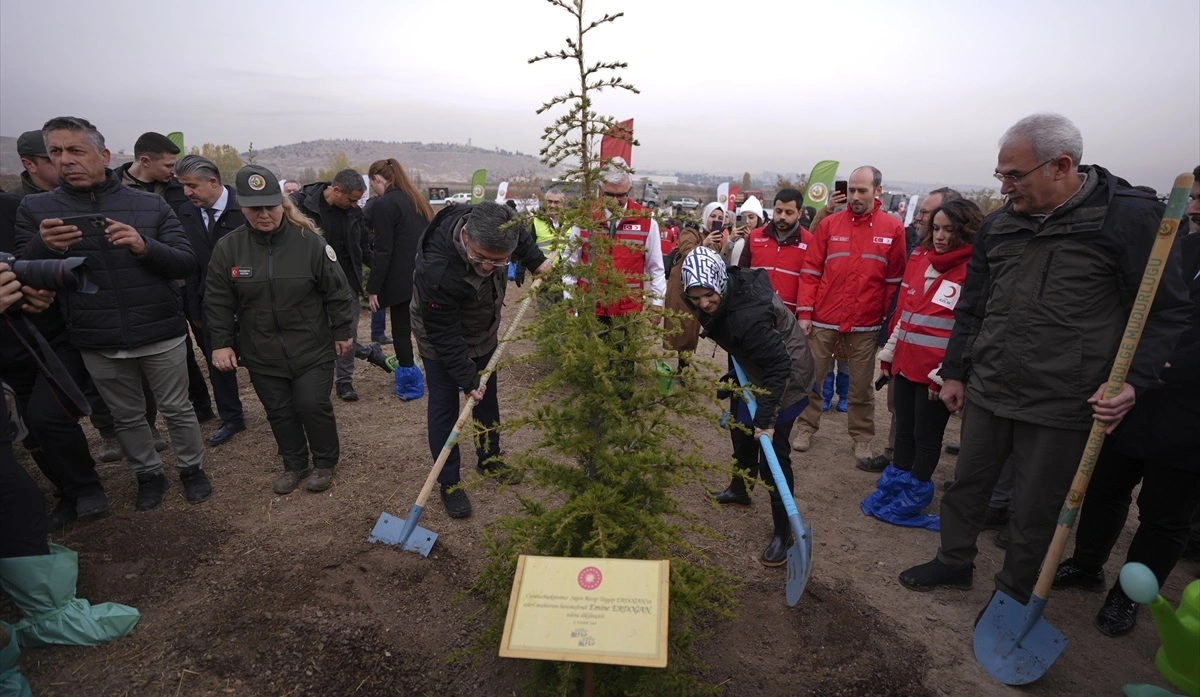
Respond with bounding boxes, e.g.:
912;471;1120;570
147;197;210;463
92;191;133;348
266;237;295;372
1036;250;1055;301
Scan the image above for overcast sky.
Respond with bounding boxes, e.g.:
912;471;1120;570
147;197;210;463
2;0;1197;191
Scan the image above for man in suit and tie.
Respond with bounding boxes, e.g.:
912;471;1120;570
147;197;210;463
175;155;246;445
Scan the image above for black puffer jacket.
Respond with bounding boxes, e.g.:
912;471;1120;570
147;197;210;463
692;266;816;428
14;169;196;350
941;165;1191;430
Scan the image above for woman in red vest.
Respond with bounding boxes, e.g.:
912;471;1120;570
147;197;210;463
861;199;982;529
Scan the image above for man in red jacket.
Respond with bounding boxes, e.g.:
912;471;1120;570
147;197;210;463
736;187;813;316
794;166;907;466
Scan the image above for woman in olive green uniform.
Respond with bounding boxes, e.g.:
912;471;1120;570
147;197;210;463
205;165;356;494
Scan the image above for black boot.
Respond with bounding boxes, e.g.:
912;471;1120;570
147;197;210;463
760;500;793;567
135;471;169;511
710;474;751;505
1095;585;1138;637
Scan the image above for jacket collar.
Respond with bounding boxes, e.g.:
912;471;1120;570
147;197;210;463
848;198;884;225
300;182;329;214
58;169;123;199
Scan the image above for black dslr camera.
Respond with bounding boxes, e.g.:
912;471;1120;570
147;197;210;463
0;251;97;295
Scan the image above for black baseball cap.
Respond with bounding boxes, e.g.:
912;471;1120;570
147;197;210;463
17;130;49;159
235;165;282;207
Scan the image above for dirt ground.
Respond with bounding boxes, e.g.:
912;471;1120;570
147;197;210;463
7;289;1197;697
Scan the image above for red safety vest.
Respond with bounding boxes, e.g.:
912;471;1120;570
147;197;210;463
747;224;813;316
580;201;652;317
890;246;971;385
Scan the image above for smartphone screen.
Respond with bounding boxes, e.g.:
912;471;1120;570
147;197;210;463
834;180;848;198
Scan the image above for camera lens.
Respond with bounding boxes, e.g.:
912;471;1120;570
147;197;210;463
11;257;98;294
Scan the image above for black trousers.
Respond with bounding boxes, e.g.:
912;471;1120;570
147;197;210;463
0;399;48;559
183;333;212;414
249;363;339;472
424;351;500;486
389;303;414;367
1071;443;1200;587
730;409;796;504
892;374;953;482
1;346;102;500
188;318;244;427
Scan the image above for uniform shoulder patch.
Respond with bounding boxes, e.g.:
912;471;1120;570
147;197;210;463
325;245;338;262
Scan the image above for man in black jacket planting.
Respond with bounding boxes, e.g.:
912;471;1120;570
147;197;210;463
899;113;1191;613
15;116;212;511
410;202;550;518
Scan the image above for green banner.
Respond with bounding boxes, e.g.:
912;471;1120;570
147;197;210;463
470;169;487;204
801;160;839;211
167;131;185;154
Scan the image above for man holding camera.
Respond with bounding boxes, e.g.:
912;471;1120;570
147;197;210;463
15;116;212;511
1;192;106;531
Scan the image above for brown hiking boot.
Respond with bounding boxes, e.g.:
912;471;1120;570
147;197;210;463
306;468;334;492
274;469;310;495
792;430;813;452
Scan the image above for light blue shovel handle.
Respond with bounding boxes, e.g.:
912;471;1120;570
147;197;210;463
731;358;800;520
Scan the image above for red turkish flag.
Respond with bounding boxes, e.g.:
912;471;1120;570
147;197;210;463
600;119;634;166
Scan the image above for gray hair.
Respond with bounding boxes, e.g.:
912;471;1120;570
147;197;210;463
332;168;364;193
602;156;632;189
175;154;222;184
851;165;883;188
465;201;518;252
928;186;962;202
1000;113;1083;165
42;116;105;154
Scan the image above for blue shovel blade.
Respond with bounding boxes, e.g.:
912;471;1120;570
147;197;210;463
785;520;814;606
973;591;1067;685
368;510;438;557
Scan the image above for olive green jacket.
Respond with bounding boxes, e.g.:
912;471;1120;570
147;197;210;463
205;219;355;378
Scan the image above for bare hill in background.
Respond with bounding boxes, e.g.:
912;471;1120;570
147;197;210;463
245;140;554;183
1;136;553;184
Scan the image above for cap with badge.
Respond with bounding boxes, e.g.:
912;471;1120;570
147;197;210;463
235;164;283;207
17;130;49;159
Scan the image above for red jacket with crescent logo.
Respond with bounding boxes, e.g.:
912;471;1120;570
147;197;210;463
580;200;654;317
743;223;814;317
797;200;907;332
888;245;972;386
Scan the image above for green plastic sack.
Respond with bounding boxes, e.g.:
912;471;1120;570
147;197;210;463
1;621;33;697
0;543;140;647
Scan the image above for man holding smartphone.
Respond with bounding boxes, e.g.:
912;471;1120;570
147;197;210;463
15;116;212;512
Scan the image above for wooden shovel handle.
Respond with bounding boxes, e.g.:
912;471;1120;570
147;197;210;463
1031;173;1193;601
413;278;544;508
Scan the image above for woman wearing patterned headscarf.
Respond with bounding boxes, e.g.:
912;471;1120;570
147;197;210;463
681;247;816;566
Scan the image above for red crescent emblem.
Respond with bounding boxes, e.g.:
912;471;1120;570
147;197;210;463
944;286;958;299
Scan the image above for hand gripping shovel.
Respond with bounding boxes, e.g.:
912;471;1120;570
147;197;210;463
731;358;813;605
369;279;544;556
974;173;1194;685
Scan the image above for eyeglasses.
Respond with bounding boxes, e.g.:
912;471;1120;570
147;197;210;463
993;159;1054;185
460;228;510;268
465;248;511;268
601;188;631;199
